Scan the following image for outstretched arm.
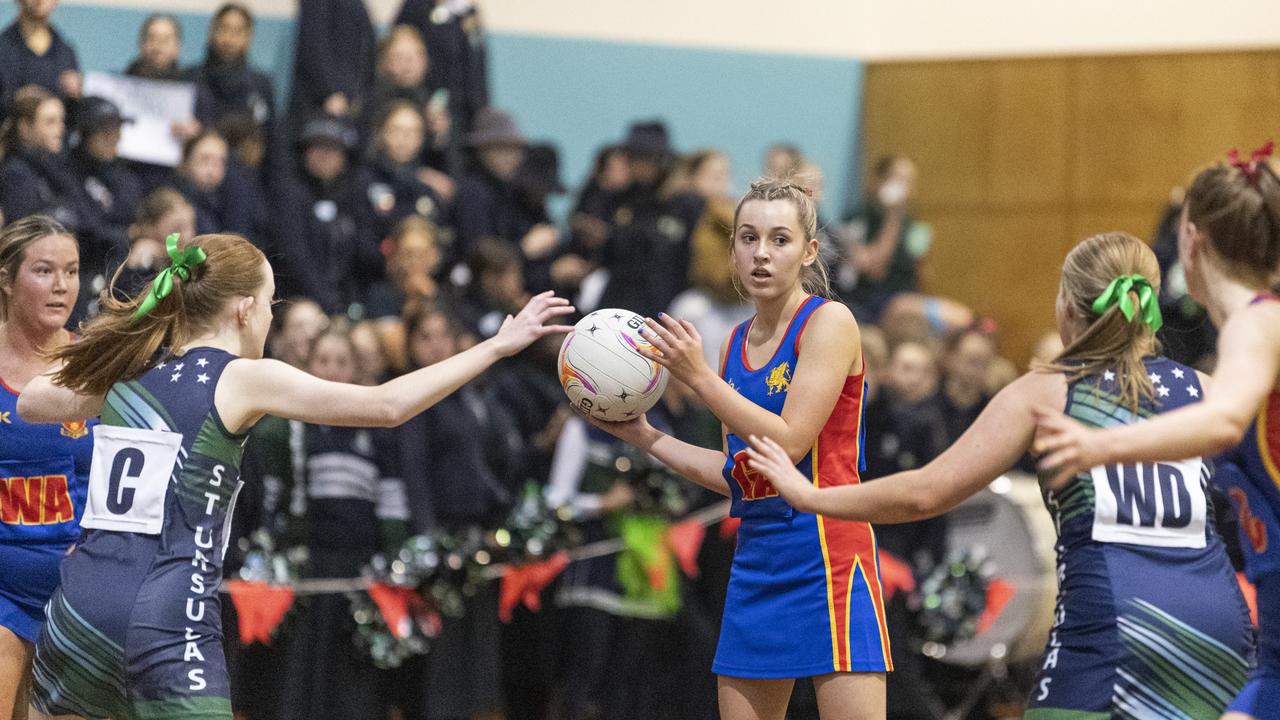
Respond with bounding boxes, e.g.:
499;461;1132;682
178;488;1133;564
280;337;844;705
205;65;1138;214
17;366;105;423
1035;302;1280;487
217;292;573;433
744;371;1060;523
643;302;861;463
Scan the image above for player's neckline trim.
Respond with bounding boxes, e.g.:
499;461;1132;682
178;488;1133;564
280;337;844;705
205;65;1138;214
741;295;816;373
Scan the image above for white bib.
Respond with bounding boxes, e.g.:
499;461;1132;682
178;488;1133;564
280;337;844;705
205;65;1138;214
1090;457;1207;549
82;425;182;534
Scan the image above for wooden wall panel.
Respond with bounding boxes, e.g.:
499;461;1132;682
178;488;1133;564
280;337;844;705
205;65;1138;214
862;49;1280;366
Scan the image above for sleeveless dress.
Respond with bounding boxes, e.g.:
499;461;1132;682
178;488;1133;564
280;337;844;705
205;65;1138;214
32;347;248;720
1029;356;1254;719
713;295;892;678
1216;292;1280;719
0;377;93;642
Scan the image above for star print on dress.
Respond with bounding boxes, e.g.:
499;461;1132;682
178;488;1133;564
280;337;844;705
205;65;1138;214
196;373;210;384
1171;367;1185;379
156;361;166;370
1104;370;1116;382
170;372;182;383
1158;385;1171;398
196;358;209;368
1187;385;1199;398
1148;372;1162;384
174;363;184;372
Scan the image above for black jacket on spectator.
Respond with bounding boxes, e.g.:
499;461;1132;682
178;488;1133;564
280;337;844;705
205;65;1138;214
393;0;489;129
170;161;263;240
598;184;704;318
188;57;276;143
0;22;79;113
366;154;443;242
288;0;375;129
0;148;92;233
272;166;381;315
70;146;143;274
397;383;520;531
452;165;533;258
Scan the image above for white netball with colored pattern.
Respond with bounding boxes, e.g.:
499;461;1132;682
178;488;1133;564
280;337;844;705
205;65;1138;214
558;308;669;422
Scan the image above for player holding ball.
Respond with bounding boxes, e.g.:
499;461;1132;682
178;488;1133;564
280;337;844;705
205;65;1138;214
583;174;888;720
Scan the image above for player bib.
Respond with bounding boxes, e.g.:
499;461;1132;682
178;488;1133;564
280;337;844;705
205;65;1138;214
1090;457;1207;549
81;425;182;534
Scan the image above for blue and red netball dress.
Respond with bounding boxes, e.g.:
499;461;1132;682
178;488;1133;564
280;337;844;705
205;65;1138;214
31;348;248;720
1216;292;1280;720
1031;357;1254;719
714;295;891;678
0;377;93;642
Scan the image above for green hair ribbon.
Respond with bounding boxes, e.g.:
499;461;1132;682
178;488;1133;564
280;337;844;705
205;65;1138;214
133;234;207;320
1091;273;1163;332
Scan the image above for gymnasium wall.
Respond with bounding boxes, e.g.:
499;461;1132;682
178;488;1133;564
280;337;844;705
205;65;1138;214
860;50;1280;366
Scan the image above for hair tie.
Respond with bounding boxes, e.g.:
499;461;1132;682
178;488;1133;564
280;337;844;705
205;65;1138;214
1091;273;1163;332
1227;140;1274;188
788;183;814;198
133;234;207;320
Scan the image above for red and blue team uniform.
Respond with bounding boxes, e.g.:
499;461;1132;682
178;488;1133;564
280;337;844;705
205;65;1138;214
0;376;93;642
713;295;892;678
1216;293;1280;719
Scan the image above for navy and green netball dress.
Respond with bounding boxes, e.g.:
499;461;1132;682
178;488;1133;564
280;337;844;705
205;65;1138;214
1031;356;1254;719
0;377;93;642
32;348;248;720
714;295;892;678
1216;292;1280;720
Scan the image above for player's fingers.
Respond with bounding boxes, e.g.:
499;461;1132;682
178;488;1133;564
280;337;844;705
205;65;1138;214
642;318;679;347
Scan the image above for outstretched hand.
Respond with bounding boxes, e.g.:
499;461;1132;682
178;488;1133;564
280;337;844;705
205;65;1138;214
491;291;575;357
744;435;814;511
636;313;711;386
573;406;659;450
1032;406;1102;489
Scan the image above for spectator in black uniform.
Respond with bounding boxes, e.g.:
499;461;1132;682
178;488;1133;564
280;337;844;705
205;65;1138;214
187;3;276;176
452;108;558;267
597;121;704;318
105;187;195;306
366;100;445;242
169;128;262;240
366;215;444;322
567;144;629;267
69;96;142;291
0;91;90;234
123;13;183;81
934;324;997;445
512;142;569;293
393;0;489;130
0;0;81;115
288;0;376;136
273;115;380;316
397;302;513;720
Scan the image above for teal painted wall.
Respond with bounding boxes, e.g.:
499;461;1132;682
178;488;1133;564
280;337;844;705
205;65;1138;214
1;5;863;214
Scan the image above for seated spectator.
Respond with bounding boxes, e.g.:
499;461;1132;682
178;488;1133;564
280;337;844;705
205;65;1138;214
0;0;80;114
453;107;552;262
107;187;195;303
287;0;375;134
272;115;380;316
362;26;428;136
267;297;330;368
0;90;90;233
188;3;275;171
835;154;925;320
169;128;263;240
71;96;142;281
761;142;803;178
512;142;568;292
597;120;704;318
366;100;445;241
934;323;998;444
569;144;629;259
463;236;529;338
350;320;395;384
366;215;443;321
124;13;183;81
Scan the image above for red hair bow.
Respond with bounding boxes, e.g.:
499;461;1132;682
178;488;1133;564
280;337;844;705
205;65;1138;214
1227;141;1274;187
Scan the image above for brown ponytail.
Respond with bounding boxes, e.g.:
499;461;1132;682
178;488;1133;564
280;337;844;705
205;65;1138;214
52;233;267;396
1038;232;1162;411
731;171;832;298
1185;160;1280;290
